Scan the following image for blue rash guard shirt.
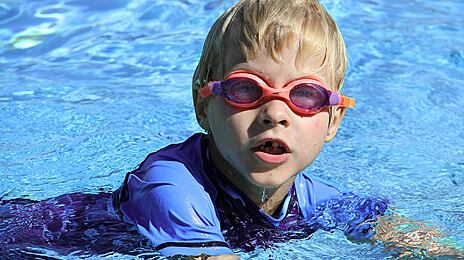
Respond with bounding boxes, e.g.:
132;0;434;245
111;133;342;256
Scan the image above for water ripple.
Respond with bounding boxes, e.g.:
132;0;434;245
1;0;464;258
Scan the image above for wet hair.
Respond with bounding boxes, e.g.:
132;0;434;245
192;0;347;126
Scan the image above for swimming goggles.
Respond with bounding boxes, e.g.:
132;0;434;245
199;70;355;116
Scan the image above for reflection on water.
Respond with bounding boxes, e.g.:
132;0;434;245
0;193;159;258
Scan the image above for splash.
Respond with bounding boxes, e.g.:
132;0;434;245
0;193;156;258
0;191;388;257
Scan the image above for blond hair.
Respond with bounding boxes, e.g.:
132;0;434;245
192;0;347;124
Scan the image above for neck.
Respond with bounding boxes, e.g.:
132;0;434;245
255;181;294;216
208;137;294;216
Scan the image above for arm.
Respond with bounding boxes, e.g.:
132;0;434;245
311;192;463;258
372;212;464;258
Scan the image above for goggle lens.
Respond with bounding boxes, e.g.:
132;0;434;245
290;84;327;110
224;79;327;110
225;78;262;104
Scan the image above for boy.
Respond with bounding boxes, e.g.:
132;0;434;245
112;0;464;258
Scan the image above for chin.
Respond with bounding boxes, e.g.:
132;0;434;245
247;171;294;188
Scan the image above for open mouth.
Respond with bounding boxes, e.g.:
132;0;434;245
255;141;288;155
252;139;291;164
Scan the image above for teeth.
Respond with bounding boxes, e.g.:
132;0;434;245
258;141;285;154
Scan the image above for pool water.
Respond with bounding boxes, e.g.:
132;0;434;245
1;0;463;258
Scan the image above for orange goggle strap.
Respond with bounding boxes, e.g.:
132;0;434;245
338;96;356;108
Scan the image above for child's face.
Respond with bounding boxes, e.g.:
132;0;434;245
204;42;345;190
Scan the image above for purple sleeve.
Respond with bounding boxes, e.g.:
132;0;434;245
294;172;388;240
117;160;232;256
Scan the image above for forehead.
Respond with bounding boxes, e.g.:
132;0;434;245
220;41;329;87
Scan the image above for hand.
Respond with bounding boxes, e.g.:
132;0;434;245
374;213;464;258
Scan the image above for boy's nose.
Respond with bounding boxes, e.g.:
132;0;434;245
258;100;291;128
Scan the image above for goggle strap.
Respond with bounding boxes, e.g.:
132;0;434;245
199;85;210;98
199;83;212;98
339;96;356;108
199;81;223;98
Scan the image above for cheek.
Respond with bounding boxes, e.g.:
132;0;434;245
312;114;330;134
207;99;248;151
207;98;232;133
208;98;256;137
299;114;329;153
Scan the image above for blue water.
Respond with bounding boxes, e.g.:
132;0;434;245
1;0;463;258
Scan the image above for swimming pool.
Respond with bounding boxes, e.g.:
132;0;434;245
1;0;463;258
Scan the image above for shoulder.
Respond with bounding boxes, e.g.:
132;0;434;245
111;134;232;256
294;171;341;218
135;133;207;175
123;159;215;219
118;160;229;255
114;133;215;217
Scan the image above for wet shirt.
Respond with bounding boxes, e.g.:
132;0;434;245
111;133;341;256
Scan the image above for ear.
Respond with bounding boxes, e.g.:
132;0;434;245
193;88;210;132
325;106;346;142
